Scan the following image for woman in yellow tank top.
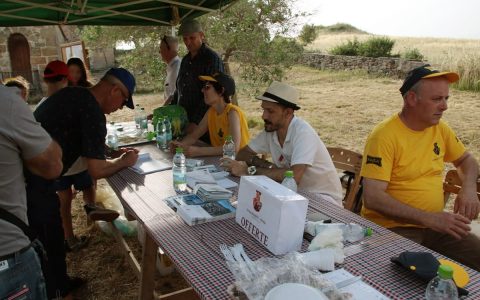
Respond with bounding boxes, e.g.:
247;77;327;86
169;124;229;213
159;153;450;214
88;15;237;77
171;72;250;157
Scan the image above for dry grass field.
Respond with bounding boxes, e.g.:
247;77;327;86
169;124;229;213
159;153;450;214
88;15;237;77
306;32;480;66
67;44;480;299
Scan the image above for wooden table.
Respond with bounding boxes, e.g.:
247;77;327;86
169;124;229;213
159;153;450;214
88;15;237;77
107;143;480;300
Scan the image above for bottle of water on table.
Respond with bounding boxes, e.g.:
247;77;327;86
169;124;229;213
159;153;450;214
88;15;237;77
107;121;119;151
223;135;235;159
134;104;141;131
164;117;172;145
281;170;297;192
173;147;187;192
343;223;373;242
140;108;148;135
156;117;167;150
425;265;458;300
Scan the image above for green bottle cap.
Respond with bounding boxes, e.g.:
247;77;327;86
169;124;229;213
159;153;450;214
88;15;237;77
365;227;373;237
438;264;454;279
176;147;184;154
225;135;233;142
284;170;294;178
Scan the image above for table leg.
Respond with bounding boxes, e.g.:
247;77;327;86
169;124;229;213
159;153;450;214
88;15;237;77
139;232;157;300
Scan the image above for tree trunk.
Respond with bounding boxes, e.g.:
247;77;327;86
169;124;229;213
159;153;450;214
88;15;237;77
223;48;237;105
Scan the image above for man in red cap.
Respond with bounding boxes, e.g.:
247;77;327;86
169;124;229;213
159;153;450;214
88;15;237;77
361;65;480;271
35;60;69;109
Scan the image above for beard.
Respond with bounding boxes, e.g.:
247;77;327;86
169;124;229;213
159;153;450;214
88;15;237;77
264;120;278;132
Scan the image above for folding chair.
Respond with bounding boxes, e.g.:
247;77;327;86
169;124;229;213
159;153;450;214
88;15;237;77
327;147;363;213
443;169;480;203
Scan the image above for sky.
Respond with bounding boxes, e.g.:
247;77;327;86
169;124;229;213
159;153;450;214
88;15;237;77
294;0;480;40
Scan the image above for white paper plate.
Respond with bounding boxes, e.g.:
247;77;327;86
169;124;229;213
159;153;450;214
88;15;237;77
265;283;328;300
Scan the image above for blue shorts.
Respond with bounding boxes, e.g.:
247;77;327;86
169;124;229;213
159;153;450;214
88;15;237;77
0;247;48;300
54;170;93;191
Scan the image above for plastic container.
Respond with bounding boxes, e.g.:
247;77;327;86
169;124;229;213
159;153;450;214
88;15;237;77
223;135;235;160
156;117;167;150
281;170;297;192
172;147;187;192
106;121;119;151
425;265;458;300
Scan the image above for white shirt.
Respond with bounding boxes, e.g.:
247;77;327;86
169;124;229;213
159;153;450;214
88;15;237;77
248;116;343;205
164;56;181;101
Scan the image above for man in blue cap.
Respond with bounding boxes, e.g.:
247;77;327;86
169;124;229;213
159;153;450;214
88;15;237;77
29;67;139;299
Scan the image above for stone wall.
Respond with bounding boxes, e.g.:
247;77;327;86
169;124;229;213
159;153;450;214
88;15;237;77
301;53;426;78
0;26;63;73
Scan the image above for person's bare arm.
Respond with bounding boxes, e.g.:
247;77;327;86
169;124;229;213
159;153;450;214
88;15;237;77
227;110;242;153
24;140;63;180
363;178;471;239
87;150;138;179
452;152;480;220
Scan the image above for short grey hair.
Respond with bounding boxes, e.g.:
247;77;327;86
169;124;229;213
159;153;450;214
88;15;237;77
403;79;423;100
161;35;179;51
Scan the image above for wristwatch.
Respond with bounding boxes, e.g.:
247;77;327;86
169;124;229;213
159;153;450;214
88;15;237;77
247;166;257;175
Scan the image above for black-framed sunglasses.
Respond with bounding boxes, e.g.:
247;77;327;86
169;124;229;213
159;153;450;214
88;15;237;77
161;35;170;50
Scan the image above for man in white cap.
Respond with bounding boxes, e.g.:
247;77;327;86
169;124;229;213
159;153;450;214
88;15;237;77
173;19;224;143
159;35;181;105
361;65;480;271
222;81;343;206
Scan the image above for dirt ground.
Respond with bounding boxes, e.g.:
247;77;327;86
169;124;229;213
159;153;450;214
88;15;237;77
66;65;480;299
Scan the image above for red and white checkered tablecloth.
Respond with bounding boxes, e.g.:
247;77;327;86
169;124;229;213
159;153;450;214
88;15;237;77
107;144;480;300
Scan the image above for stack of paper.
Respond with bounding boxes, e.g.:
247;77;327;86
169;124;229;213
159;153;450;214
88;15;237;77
186;170;216;188
163;194;236;226
177;199;236;226
194;184;233;201
129;153;171;175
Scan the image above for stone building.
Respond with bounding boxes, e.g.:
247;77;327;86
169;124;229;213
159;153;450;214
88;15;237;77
0;25;114;100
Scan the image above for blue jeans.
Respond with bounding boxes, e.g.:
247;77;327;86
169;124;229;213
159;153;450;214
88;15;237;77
0;247;47;299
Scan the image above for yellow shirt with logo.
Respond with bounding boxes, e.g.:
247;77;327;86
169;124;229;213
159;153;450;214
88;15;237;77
360;114;466;228
207;103;250;148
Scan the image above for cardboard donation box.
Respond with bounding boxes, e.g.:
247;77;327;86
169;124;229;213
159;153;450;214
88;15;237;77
236;176;308;255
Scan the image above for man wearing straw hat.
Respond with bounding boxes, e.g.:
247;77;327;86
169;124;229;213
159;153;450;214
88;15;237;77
361;65;480;271
222;81;343;206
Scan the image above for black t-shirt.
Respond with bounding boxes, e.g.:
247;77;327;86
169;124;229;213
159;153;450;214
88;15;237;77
34;87;106;175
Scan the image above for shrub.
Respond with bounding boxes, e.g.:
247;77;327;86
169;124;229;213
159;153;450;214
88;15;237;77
326;23;364;33
329;38;361;56
358;36;395;57
403;48;424;61
298;24;318;45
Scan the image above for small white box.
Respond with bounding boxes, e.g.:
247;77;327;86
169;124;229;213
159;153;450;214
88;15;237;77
235;176;309;255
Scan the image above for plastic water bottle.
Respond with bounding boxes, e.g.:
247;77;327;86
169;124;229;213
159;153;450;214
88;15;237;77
281;170;297;192
134;104;141;130
425;265;458;300
106;121;119;151
306;222;372;242
156;117;167;150
222;135;236;160
164;117;172;145
342;223;373;242
172;148;187;192
140;108;148;134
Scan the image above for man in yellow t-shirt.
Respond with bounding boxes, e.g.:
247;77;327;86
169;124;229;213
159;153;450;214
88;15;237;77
361;65;480;271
